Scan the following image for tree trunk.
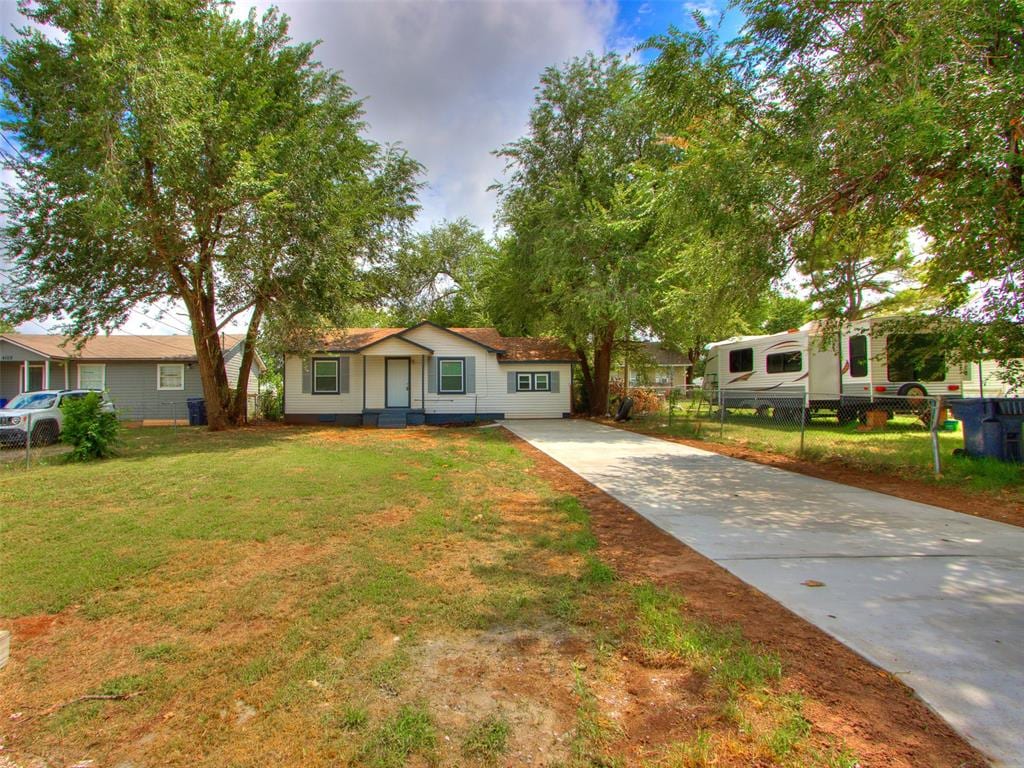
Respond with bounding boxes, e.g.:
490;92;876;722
575;345;594;415
588;325;615;417
227;302;264;426
191;320;231;431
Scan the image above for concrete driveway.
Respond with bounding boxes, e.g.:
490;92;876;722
503;419;1024;767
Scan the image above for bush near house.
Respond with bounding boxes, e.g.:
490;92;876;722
59;391;120;461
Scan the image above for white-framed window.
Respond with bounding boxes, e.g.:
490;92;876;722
157;363;185;391
312;358;340;394
517;372;551;392
439;358;465;394
78;363;106;391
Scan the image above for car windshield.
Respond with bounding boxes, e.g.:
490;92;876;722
6;392;57;410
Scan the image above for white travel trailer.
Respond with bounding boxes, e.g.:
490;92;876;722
705;317;992;421
704;324;842;411
961;359;1024;398
837;316;972;401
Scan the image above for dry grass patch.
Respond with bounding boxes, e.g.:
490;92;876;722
1;425;858;767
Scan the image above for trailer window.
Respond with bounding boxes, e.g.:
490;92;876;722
848;335;868;378
728;348;753;373
887;334;946;382
766;351;802;374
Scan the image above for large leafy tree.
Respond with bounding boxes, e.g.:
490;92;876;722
0;0;420;429
792;212;916;321
741;0;1024;363
639;28;790;362
493;53;662;415
380;218;496;327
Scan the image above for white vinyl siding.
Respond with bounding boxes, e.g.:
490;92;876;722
284;355;364;414
283;325;572;420
157;363;184;391
78;363;106;390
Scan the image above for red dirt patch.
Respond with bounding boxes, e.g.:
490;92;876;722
9;615;58;641
507;430;990;768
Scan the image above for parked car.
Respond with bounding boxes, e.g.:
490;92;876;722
0;389;116;447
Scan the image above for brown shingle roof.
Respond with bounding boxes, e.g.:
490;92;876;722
638;342;690;367
303;325;575;362
2;333;247;361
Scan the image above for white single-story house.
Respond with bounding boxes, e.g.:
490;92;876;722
283;322;575;427
0;333;264;421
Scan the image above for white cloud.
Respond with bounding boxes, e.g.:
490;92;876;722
242;0;618;232
3;0;621;333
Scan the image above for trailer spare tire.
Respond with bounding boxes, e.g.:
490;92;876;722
614;396;634;422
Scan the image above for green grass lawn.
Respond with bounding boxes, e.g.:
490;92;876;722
631;398;1024;499
0;426;860;767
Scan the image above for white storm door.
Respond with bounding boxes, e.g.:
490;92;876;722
386;358;410;408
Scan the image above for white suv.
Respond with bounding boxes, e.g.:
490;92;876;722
0;389;116;447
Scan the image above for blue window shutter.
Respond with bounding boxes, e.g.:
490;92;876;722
427;357;437;393
550;371;560;393
507;372;516;393
339;357;350;394
465;357;476;393
301;357;311;394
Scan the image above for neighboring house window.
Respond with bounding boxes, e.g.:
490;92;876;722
766;351;802;374
439;359;465;394
312;358;340;394
729;348;753;373
157;363;185;391
517;372;550;392
78;363;106;390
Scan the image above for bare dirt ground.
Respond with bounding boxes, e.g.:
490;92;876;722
606;419;1024;529
507;431;990;768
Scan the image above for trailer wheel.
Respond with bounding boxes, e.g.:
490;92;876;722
837;405;858;425
898;383;931;422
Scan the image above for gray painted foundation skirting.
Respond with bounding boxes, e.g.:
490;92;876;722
284;411;504;427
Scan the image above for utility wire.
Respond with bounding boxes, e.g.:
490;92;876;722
0;133;28;164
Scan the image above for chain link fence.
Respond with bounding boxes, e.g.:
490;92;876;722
641;388;958;477
0;400;200;469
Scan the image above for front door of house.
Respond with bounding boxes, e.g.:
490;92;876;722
25;363;44;392
385;358;410;408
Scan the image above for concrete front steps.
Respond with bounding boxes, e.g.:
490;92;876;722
363;409;426;428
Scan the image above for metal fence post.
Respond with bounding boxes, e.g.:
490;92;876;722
799;391;808;457
25;412;31;469
930;395;944;476
719;389;725;438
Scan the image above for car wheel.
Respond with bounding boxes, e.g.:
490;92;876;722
31;420;59;446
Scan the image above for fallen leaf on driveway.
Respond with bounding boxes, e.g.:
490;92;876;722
801;580;826;587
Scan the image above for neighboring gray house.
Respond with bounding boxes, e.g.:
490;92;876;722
614;342;692;392
0;333;265;421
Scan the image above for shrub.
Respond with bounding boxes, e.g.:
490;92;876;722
60;392;120;461
256;388;283;421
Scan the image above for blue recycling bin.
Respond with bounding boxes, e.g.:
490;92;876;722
186;397;207;427
948;398;1023;462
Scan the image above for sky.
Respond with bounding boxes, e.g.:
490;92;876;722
0;0;741;334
